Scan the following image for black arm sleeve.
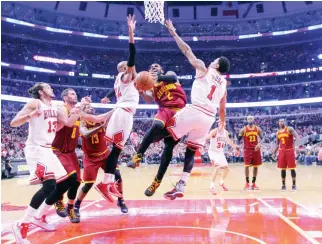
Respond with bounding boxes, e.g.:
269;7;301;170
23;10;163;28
127;43;136;67
105;89;116;99
157;74;178;84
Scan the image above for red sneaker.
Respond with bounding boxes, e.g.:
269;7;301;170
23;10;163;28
163;188;177;200
109;182;123;198
95;182;114;202
251;183;259;190
244;183;250;191
11;222;30;244
219;183;228;191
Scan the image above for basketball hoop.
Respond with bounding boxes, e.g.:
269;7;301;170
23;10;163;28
144;0;165;25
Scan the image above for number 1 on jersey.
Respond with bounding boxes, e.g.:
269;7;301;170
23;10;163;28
207;85;216;101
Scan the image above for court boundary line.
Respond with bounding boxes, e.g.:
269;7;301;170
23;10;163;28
256;196;320;244
54;226;267;244
2;199;102;244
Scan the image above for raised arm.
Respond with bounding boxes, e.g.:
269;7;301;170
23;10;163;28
81;109;114;124
80;120;106;138
10;99;41;127
122;15;137;84
165;19;207;75
218;91;227;131
206;128;217;142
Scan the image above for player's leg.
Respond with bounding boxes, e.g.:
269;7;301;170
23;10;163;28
287;150;297;191
243;149;252;190
281;169;287;191
209;166;220;195
216;153;229;191
250;149;262;190
278;150;288;191
145;136;179;197
251;167;259;190
244;165;250;190
115;166;128;213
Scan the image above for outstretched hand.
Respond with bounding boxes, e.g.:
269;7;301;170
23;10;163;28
127;14;136;32
165;19;176;36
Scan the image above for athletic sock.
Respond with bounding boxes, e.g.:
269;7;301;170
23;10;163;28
246;177;249;183
252;177;256;184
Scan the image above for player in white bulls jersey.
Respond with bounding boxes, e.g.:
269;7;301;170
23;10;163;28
95;15;140;202
163;19;230;200
206;127;236;195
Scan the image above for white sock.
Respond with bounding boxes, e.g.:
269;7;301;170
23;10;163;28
19;206;37;225
35;201;51;219
210;182;215;189
180;172;190;183
103;173;115;184
219;179;224;185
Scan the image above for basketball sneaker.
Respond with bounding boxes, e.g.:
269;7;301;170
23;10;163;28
164;180;185;200
30;215;55;231
291;185;297;192
281;185;286;192
66;207;80;223
244;183;250;191
144;179;161;197
117;199;128;213
251;183;259;190
11;222;30;244
74;207;80;218
95;182;123;203
54;200;68;218
209;188;217;195
219;182;228;191
127;153;142;169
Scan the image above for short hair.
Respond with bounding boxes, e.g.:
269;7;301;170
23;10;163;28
61;88;74;100
28;82;45;99
247;115;254;120
218;56;230;74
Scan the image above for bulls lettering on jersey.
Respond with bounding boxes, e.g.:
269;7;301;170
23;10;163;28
52;106;80;153
243;126;260;149
114;72;140;113
191;68;227;114
152;82;187;109
82;122;109;162
209;129;228;152
277;127;294;150
26;100;58;147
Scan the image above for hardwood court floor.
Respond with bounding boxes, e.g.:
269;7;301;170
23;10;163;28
2;164;322;243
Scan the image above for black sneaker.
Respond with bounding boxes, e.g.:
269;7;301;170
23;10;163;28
117;199;128;213
291;185;297;192
66;207;80;223
127;153;142;169
144;180;161;197
281;185;286;192
164;180;185;200
74;207;80;218
54;200;68;218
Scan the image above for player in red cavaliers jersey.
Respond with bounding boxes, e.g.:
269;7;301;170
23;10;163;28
127;67;187;197
74;104;128;214
273;118;300;192
238;116;264;191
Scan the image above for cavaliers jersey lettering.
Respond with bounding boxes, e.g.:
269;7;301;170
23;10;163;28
52;106;80;153
191;68;227;114
209;129;228;152
243;126;259;149
277;127;294;150
153;82;187;109
26;100;58;147
81;122;108;160
114;72;139;113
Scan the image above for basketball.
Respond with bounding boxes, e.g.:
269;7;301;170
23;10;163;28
135;71;154;91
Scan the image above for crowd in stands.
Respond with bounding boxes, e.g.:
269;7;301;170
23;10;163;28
2;35;322;75
2;2;322;36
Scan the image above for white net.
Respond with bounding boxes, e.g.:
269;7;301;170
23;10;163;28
144;1;165;24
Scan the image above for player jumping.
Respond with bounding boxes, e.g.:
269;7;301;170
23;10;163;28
273;118;300;192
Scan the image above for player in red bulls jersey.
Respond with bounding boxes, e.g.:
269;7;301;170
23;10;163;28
127;67;188;197
273;118;300;192
238;116;265;191
74;104;128;214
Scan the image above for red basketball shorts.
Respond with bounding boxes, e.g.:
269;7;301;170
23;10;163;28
154;107;178;126
278;149;296;169
244;148;262;167
53;150;81;182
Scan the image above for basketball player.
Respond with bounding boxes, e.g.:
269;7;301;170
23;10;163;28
95;15;139;202
238;116;264;191
10;83;88;243
206;126;236;195
273;118;300;191
163;19;230;200
74;104;128;214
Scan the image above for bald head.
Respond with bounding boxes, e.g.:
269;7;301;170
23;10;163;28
117;61;127;73
247;115;255;125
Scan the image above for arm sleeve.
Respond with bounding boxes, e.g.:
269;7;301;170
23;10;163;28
127;43;136;67
157;74;178;84
105;89;116;99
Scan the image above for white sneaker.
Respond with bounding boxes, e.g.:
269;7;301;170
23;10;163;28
11;221;30;244
31;215;55;231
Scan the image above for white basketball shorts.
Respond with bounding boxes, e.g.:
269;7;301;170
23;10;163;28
24;145;68;185
105;107;134;150
208;150;228;168
167;105;216;149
